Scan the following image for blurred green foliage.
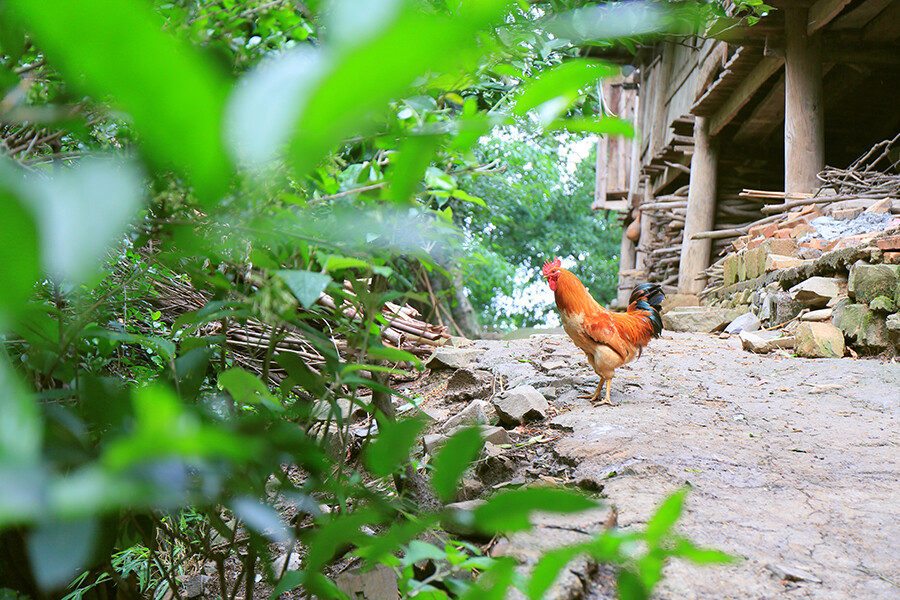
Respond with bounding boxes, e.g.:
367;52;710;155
0;0;740;598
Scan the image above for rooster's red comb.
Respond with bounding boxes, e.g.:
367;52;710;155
541;257;562;276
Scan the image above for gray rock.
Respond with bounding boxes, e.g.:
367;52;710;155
740;330;795;354
833;302;890;351
887;313;900;332
492;385;549;426
765;563;822;584
789;277;844;308
423;433;449;454
794;322;845;358
480;425;512;446
848;260;900;304
662;306;743;333
427;347;486;370
271;551;301;574
772;292;804;326
725;312;761;335
540;358;570;371
445;368;493;402
801;308;833;321
335;564;398;599
441;399;489;432
182;575;212;598
869;295;895;313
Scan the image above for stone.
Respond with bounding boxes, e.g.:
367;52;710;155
540;358;569;371
427;347;486;370
833;302;890;351
724;253;740;286
441;399;490;432
875;235;900;251
423;433;449;454
833;232;879;250
335;565;398;599
724;312;761;335
794;322;845;358
788;277;843;308
181;575;212;598
740;330;795;354
869;296;895;313
661;293;699;313
790;223;816;239
480;425;512;446
744;247;762;279
887;313;900;333
831;207;863;220
848;260;900;304
765;564;822;584
884;251;900;265
445;368;493;402
865;197;893;214
801;308;833;321
661;306;743;333
492;385;549;426
765;254;803;272
772;292;804;325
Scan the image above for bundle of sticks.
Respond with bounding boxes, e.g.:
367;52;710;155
143;265;449;385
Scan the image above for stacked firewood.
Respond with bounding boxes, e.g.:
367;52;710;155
143;265;449;385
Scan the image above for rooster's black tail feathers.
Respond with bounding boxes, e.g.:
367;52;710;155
629;283;664;337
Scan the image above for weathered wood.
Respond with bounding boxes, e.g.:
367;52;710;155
831;0;894;30
592;134;609;209
617;227;638;306
678;117;717;295
709;56;784;136
808;0;854;33
731;73;785;145
784;5;825;194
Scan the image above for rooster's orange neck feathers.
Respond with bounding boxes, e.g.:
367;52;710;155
552;269;601;316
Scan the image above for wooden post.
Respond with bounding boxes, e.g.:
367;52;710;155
617;229;637;307
678;116;717;295
594;135;609;207
636;178;653;271
784;5;824;194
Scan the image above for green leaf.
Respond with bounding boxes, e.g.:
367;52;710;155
472;488;597;533
21;157;144;283
401;539;447;567
548;116;635;137
364;415;428;478
391;134;443;204
286;0;511;176
671;538;737;564
616;567;649;600
354;514;439;565
0;164;39;317
271;570;305;598
644;488;687;544
526;544;586;600
231;497;292;544
514;60;617;118
7;0;231;200
27;518;98;591
0;357;41;463
323;255;373;273
218;368;283;412
430;427;484;502
276;269;331;308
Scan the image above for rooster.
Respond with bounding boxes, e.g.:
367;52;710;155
542;257;663;405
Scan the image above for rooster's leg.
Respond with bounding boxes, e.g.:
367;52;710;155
593;378;613;406
578;379;605;402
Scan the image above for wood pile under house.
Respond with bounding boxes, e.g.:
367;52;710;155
591;0;900;320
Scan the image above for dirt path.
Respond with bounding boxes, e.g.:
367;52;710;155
462;331;900;599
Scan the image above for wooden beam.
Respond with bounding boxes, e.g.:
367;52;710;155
863;0;900;40
678;117;717;295
784;6;825;194
731;73;785;145
808;0;854;33
593;135;609;209
831;0;894;30
709;56;784;136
